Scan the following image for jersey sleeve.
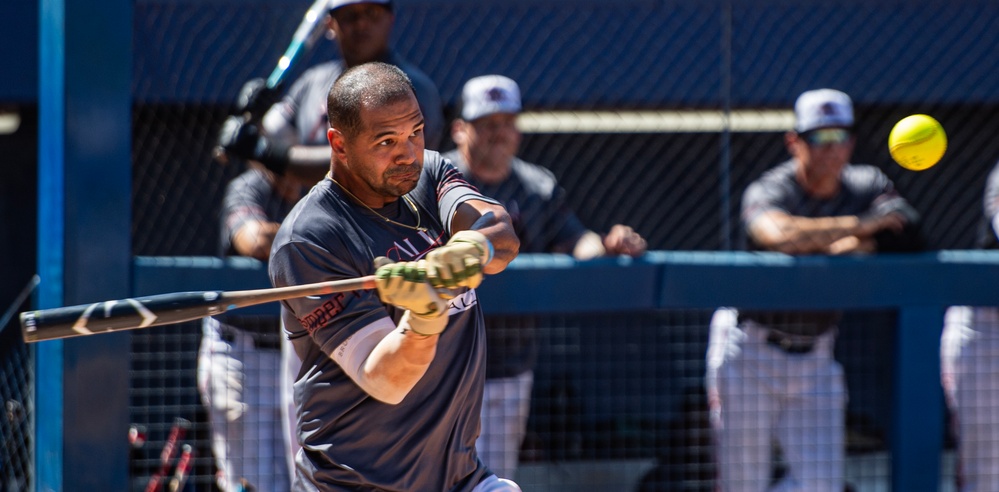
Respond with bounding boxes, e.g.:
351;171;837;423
262;73;309;145
984;162;999;240
741;175;789;228
864;168;919;222
269;237;389;357
431;152;500;234
862;167;924;252
540;183;588;253
220;171;271;256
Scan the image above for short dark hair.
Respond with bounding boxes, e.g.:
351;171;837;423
327;62;415;138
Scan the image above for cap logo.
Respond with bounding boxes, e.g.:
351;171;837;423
486;88;507;103
820;102;838;117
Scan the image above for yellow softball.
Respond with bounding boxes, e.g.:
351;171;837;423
888;114;947;171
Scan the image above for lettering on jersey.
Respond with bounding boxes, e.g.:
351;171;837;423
297;292;348;336
447;288;479;315
383;230;446;261
336;333;353;360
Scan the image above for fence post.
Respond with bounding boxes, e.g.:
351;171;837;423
891;305;944;491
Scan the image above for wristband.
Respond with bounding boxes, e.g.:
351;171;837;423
483;237;495;265
406;310;448;336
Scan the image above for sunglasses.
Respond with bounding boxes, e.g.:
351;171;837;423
800;128;852;147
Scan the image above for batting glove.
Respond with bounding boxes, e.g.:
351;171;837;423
217;115;290;175
233;78;280;118
374;259;449;326
425;230;493;291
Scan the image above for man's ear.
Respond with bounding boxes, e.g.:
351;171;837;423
785;131;801;157
451;119;468;146
328;128;348;160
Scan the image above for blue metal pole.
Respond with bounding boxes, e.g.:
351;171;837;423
37;0;66;488
892;305;945;491
38;0;132;488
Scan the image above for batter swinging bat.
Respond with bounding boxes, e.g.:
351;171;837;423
19;275;376;343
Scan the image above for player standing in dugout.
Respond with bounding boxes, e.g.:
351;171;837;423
706;89;924;492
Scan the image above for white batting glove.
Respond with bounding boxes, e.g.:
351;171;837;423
425;230;493;291
374;259;449;322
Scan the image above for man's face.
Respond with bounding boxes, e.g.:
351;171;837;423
788;127;854;183
330;4;393;63
339;92;426;200
459;112;521;172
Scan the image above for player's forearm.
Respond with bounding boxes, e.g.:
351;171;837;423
359;312;445;404
751;213;861;253
231;221;281;260
452;203;520;274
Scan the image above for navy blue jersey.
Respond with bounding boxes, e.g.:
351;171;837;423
977;160;999;249
216;168;307;330
739;159;921;337
269;150;497;491
220;168;304;256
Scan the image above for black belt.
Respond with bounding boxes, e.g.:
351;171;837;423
738;313;823;355
218;323;281;350
764;331;816;355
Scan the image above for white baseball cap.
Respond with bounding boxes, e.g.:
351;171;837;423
328;0;392;13
794;89;854;133
460;75;522;121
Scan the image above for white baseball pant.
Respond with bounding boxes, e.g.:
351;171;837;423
706;308;846;492
941;305;999;492
477;371;534;481
198;317;289;491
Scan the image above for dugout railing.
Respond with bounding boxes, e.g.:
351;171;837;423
116;251;997;491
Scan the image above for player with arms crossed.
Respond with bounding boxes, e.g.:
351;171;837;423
941;159;999;492
706;89;922;492
268;62;521;491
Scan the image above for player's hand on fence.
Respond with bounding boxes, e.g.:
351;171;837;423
216;115;290;175
374;258;449;324
425;230;493;291
603;225;647;257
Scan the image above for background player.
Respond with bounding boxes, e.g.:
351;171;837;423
197;162;311;491
268;62;521;491
941;158;999;492
218;0;445;182
705;89;923;491
444;74;647;480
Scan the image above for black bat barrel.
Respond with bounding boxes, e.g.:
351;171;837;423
20;291;227;343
